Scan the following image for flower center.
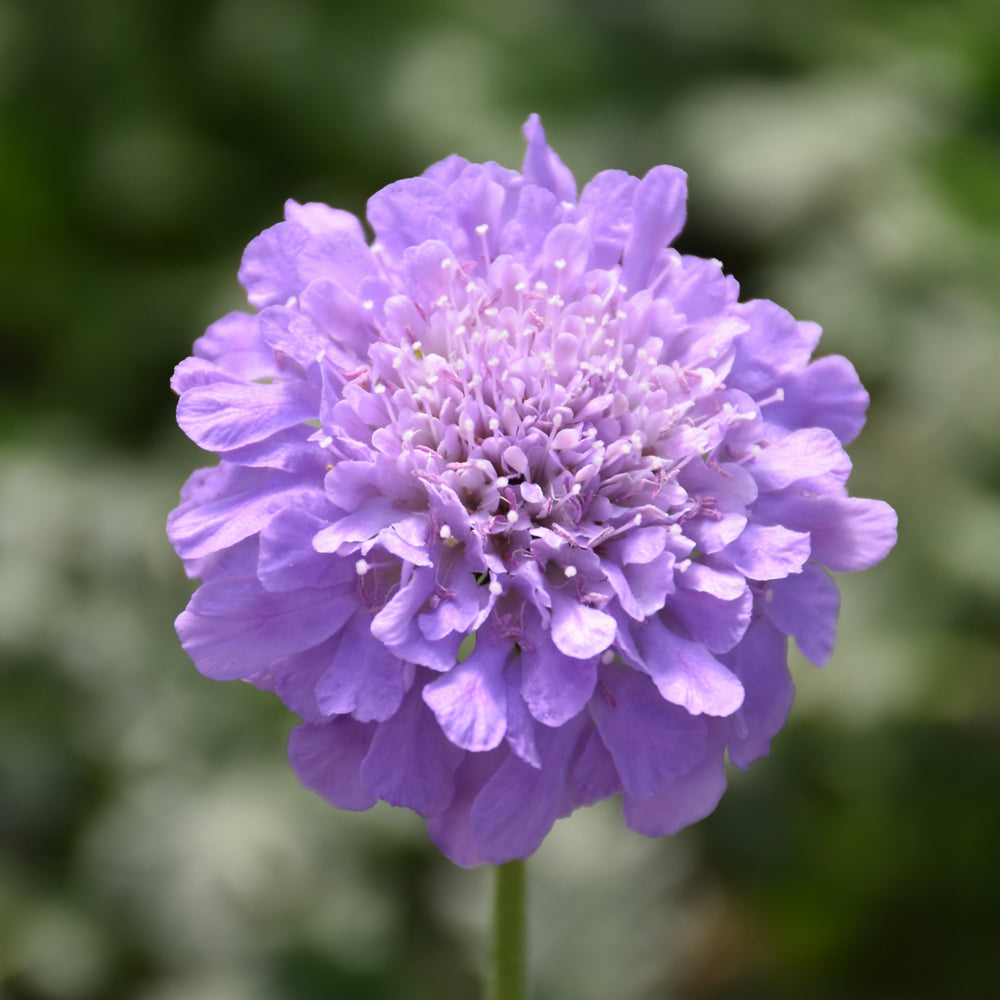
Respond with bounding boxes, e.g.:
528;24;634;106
333;250;761;581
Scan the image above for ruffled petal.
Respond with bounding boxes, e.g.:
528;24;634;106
722;618;794;770
550;590;617;659
359;680;464;817
314;612;407;722
622;165;688;289
635;618;745;717
589;666;707;798
422;635;511;751
521;113;577;204
176;579;354;681
764;564;841;666
288;719;378;811
622;734;728;837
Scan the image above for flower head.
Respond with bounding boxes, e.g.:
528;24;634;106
168;115;897;866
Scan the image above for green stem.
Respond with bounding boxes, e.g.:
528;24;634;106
487;860;526;1000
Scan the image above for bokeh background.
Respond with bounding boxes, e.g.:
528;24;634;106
2;1;999;997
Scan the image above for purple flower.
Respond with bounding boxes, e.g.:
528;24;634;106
168;115;897;867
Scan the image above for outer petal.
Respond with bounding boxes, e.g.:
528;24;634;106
749;428;850;493
422;636;511;751
764;564;841;666
176;579;354;681
722;618;794;770
367;177;459;259
728;299;822;396
622;734;728;837
192;311;280;382
769;355;869;444
315;612;407;722
577;169;640;268
521;114;577;204
360;680;464;817
177;381;316;453
288;719;378;811
621;165;688;289
168;467;320;562
550;589;617;659
635;618;745;717
426;749;506;868
757;494;898;572
468;715;588;863
721;522;811;581
589;666;707;798
519;621;598;727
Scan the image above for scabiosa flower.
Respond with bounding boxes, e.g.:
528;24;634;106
168;115;897;867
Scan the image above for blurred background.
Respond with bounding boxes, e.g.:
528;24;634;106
2;0;999;997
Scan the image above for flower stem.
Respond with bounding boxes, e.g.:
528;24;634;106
488;860;526;1000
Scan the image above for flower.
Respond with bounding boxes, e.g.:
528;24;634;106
168;115;897;867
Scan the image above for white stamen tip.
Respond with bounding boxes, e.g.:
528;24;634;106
476;223;489;234
489;580;503;596
505;510;519;524
554;258;567;270
355;559;369;575
362;300;374;311
601;650;615;665
563;564;578;578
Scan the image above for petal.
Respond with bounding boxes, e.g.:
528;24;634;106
369;568;436;647
589;666;707;798
288;719;378;811
549;590;617;659
469;716;587;862
258;505;353;592
622;165;688;290
569;727;622;807
192;311;280;382
769;355;869;444
238;219;309;309
622;735;728;836
728;298;822;396
577;169;640;269
721;618;793;769
311;497;400;553
521;114;577;203
757;494;898;572
750;428;850;493
426;749;506;868
519;622;598;727
635;618;745;717
283;199;376;295
167;467;322;561
177;380;316;453
422;637;511;751
501;183;563;263
176;579;354;681
667;587;752;654
314;612;407;722
171;356;243;395
360;680;465;817
722;522;812;580
763;564;841;666
367;177;459;259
